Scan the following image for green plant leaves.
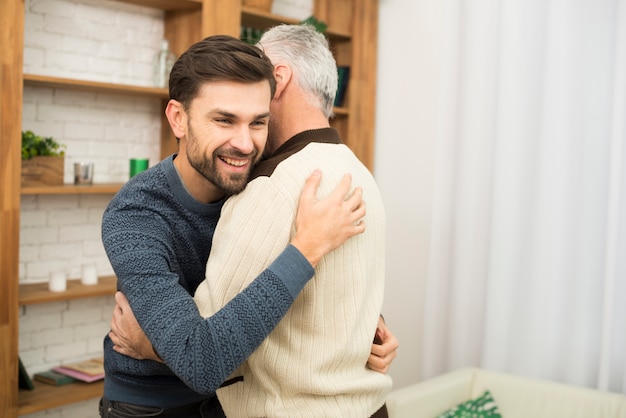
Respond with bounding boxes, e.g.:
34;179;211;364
21;130;66;160
300;16;328;33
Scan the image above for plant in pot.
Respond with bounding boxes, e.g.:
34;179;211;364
21;130;66;187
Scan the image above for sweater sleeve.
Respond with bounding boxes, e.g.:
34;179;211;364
102;202;313;395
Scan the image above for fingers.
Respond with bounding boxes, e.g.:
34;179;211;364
367;317;399;373
367;353;390;374
344;183;363;210
115;291;131;311
328;173;353;202
329;174;366;232
291;170;367;266
368;341;398;373
300;169;322;203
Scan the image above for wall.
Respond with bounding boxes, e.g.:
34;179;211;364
375;0;446;389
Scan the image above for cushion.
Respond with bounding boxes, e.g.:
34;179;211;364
436;390;502;418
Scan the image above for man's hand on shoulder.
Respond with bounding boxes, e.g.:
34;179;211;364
291;170;366;267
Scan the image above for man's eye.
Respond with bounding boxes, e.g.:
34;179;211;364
251;120;267;127
216;119;232;124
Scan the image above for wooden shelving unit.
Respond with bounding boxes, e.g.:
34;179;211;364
16;276;117;415
1;0;378;416
18;380;104;416
23;74;169;98
19;276;117;306
21;184;124;195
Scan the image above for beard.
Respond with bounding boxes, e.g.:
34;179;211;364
185;125;258;196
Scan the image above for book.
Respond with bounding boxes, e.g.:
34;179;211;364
34;370;77;386
53;357;105;383
18;357;34;390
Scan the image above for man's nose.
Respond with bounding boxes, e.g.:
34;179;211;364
230;126;255;154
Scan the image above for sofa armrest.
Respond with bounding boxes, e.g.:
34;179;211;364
470;369;626;418
386;368;479;418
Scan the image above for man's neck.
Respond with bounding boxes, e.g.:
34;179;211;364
274;104;330;149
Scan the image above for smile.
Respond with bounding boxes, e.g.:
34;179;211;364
220;156;248;167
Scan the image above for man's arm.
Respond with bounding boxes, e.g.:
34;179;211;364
107;170;365;393
111;172;397;373
111;298;399;373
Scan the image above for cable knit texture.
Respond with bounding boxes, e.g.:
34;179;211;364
101;155;314;408
195;128;393;417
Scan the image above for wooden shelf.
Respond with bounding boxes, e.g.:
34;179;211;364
23;74;168;98
117;0;201;10
21;183;123;195
242;7;351;40
19;276;117;306
333;106;349;116
18;380;104;416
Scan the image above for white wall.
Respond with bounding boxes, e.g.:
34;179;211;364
375;0;446;389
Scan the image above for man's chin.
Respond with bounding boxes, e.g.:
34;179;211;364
219;174;250;196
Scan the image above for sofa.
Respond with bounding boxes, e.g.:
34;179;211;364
385;367;626;418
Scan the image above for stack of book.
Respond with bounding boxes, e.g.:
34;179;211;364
34;370;77;386
51;357;105;383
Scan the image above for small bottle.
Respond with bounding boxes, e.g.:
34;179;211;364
153;39;176;88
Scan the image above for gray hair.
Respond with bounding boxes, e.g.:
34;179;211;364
258;24;338;118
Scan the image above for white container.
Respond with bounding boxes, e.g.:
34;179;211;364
153;39;176;88
49;270;67;292
81;264;98;286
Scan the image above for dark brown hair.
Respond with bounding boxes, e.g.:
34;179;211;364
169;35;276;110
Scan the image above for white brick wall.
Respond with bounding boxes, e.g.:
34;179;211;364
20;0;164;279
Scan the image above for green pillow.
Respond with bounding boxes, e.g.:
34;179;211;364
436;390;502;418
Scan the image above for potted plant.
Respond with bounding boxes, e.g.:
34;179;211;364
21;130;66;187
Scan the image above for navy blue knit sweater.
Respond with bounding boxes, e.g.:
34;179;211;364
101;155;313;408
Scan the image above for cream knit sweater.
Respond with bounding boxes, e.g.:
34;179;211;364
194;130;392;417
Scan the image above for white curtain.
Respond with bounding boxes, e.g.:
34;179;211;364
420;0;626;394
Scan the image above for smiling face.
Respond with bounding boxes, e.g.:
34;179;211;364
179;80;271;196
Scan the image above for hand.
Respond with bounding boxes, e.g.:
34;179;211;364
367;316;399;374
109;291;163;362
291;170;366;267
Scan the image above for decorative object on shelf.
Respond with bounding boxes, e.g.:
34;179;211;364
52;357;105;383
300;15;328;33
33;370;77;386
243;0;273;13
130;158;149;178
241;26;265;45
335;66;350;107
73;162;94;185
81;264;98;286
18;357;34;390
153;39;176;88
48;270;67;292
21;130;66;187
241;16;328;47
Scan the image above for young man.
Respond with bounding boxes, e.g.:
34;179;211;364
193;24;392;417
100;35;367;418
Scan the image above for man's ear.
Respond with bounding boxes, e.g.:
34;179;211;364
273;63;291;100
165;99;186;139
